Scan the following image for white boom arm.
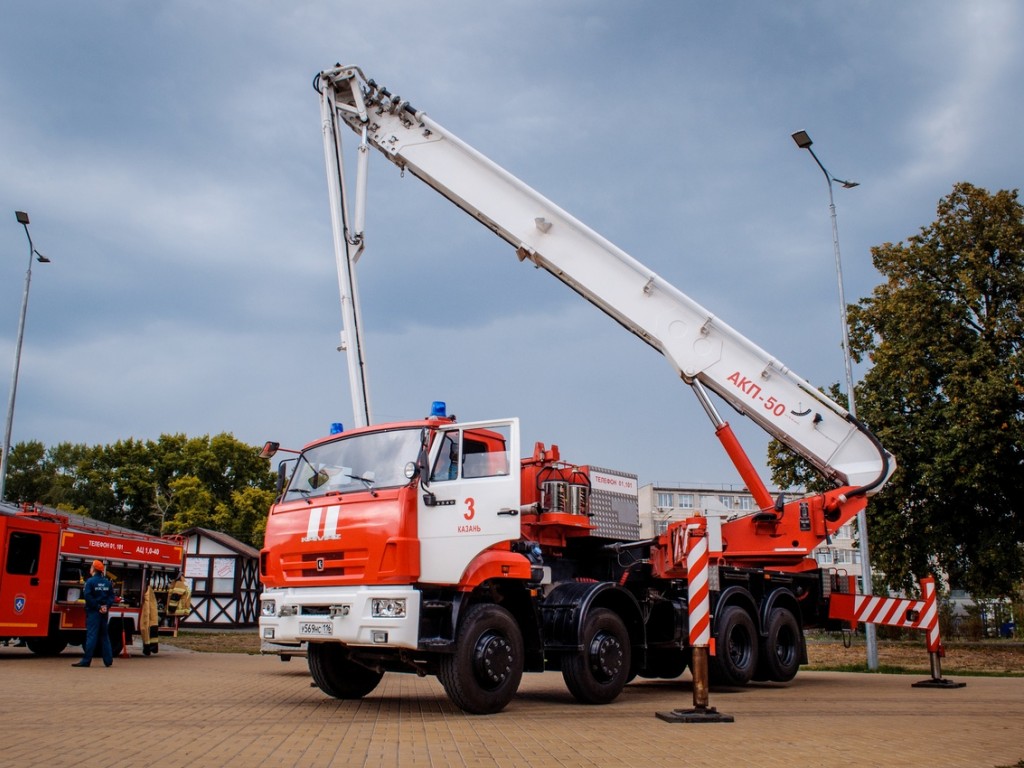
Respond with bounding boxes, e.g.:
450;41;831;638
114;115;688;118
317;65;894;495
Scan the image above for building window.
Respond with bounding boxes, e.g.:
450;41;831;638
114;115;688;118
718;495;734;510
738;496;753;511
657;493;675;508
185;556;208;594
655;519;670;535
212;557;236;595
816;550;834;564
678;494;693;509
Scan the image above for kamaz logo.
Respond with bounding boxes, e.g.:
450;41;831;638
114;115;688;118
301;506;343;543
316;558;325;572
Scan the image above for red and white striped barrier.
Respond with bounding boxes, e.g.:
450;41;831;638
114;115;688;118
687;525;711;648
831;576;940;653
657;516;734;723
829;576;963;688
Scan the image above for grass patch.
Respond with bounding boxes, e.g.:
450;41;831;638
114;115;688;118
804;634;1024;677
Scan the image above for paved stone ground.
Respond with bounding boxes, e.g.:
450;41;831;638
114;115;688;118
1;642;1022;768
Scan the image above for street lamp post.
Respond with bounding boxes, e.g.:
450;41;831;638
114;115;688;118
791;131;879;672
0;211;51;503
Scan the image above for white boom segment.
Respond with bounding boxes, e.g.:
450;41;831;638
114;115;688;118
317;65;893;494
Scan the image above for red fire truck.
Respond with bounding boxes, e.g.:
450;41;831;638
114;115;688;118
1;501;185;656
257;64;903;715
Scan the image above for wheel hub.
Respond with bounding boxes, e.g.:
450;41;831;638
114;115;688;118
588;632;624;681
473;631;514;688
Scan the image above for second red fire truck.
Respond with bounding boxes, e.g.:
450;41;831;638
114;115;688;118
1;501;186;656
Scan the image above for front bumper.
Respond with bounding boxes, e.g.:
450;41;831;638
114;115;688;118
259;585;420;649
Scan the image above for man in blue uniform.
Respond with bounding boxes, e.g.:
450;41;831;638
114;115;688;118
72;559;115;668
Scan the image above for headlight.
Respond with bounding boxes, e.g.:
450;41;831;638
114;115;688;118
371;598;407;618
261;599;276;617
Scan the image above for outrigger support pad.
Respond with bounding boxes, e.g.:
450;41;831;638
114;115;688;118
912;677;967;689
656;705;736;724
656;646;735;723
911;652;966;689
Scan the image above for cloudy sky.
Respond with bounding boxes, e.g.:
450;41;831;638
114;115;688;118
1;2;1021;489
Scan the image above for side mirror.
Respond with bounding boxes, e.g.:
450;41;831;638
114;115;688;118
260;441;280;459
276;462;289;494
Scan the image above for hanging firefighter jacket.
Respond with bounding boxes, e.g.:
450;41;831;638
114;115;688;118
166;577;192;617
140;585;160;655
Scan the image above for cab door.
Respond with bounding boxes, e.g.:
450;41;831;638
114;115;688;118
417;419;520;584
0;517;60;638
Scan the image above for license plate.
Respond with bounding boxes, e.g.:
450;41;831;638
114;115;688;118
299;621;333;636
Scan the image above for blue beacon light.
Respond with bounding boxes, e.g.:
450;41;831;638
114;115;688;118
430;401;447;418
330;422;344;434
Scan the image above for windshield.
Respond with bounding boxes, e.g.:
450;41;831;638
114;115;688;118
285;428;422;499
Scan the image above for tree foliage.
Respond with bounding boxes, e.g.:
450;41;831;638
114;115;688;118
4;433;276;547
768;183;1024;597
848;183;1023;595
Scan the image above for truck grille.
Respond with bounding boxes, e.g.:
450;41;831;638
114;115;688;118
284;549;369;579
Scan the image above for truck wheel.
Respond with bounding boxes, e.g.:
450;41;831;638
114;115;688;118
438;603;524;715
562;608;631;704
758;607;802;682
25;636;68;656
709;605;758;687
640;648;690;679
307;643;384;699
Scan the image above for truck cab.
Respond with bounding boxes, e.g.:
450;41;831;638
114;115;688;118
259;407;524;653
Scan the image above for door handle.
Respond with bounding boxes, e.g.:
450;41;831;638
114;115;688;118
30;577;40;586
497;508;519;517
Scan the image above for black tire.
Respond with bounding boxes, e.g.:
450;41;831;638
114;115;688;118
709;605;758;687
639;648;690;680
25;635;68;656
438;604;524;715
307;643;384;699
758;607;802;683
562;608;631;704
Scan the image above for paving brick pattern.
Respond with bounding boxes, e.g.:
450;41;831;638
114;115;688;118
1;644;1022;768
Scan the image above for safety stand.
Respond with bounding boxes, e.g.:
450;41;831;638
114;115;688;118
830;576;964;690
911;650;965;689
912;578;965;688
657;517;734;724
656;645;734;723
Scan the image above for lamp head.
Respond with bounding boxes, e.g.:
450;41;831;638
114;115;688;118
791;131;813;149
15;210;30;225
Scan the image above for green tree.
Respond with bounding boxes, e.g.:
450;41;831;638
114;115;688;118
159;475;216;534
211;486;275;547
3;433;276;546
846;182;1024;596
4;440;50;505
